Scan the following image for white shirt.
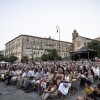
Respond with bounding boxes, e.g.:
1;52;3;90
27;70;34;77
92;67;99;76
16;70;22;76
22;72;26;78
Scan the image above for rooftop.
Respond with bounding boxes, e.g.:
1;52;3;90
5;34;72;45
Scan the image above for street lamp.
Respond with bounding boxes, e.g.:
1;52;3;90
56;26;60;57
88;51;89;60
31;41;33;63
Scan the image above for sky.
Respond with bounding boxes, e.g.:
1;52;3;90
0;0;100;50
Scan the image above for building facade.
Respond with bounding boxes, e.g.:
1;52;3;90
5;35;73;61
5;30;99;61
72;30;100;51
95;37;100;41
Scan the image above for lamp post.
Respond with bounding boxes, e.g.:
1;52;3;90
56;26;60;57
31;41;33;63
88;51;89;61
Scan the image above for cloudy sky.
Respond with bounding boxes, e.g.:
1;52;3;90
0;0;100;50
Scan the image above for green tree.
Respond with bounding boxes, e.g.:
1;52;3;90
48;49;58;60
0;55;17;63
21;56;28;63
9;55;18;63
49;49;62;60
41;49;61;61
41;54;48;61
5;56;10;62
50;49;58;57
87;40;100;58
0;54;5;61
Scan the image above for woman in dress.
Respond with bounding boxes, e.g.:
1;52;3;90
58;69;72;100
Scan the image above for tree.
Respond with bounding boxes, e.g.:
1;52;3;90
0;54;18;63
41;49;61;61
56;56;62;60
9;55;18;63
41;54;48;61
5;56;10;62
21;56;28;63
49;49;62;60
0;54;5;61
87;40;100;58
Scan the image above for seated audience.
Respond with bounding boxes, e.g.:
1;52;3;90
58;69;72;100
41;79;57;100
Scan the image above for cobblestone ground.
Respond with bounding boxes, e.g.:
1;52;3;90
0;82;85;100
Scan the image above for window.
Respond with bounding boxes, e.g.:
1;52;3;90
19;43;20;46
41;40;42;43
27;37;29;41
84;42;86;47
38;46;39;49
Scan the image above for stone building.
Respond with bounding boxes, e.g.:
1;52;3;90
5;35;73;61
95;37;100;41
72;30;100;51
72;30;100;60
5;30;99;61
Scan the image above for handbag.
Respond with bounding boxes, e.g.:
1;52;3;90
63;83;68;88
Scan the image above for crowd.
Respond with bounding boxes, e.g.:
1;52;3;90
0;60;100;100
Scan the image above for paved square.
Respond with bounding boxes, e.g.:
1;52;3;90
0;82;85;100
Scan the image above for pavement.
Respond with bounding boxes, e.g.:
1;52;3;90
0;82;85;100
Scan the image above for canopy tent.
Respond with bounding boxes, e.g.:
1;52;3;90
70;47;96;60
77;47;89;52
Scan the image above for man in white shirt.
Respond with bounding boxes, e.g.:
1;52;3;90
11;68;22;84
22;68;34;88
